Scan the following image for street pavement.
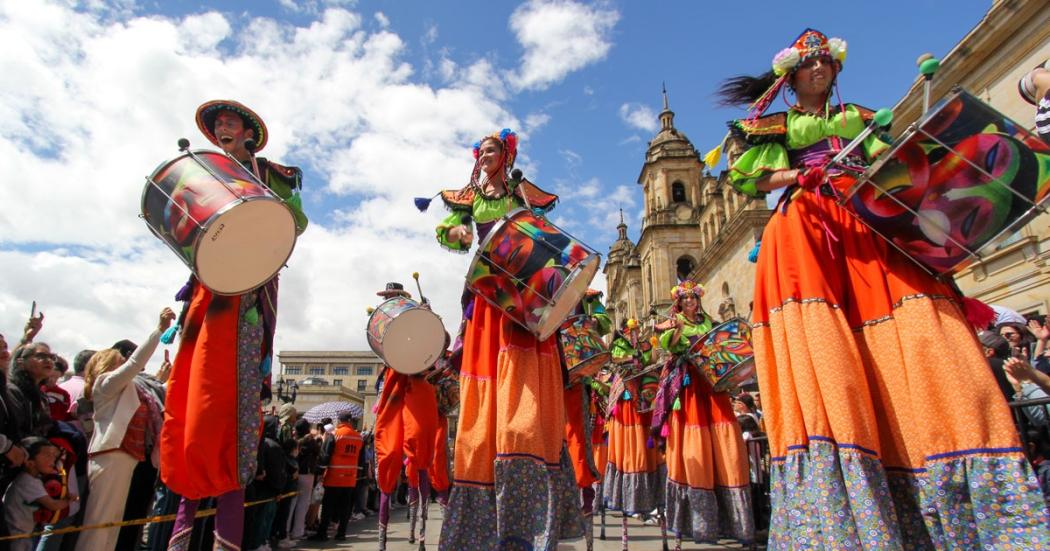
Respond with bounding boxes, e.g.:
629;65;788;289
290;502;763;550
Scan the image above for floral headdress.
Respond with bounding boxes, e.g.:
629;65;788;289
751;29;846;121
703;28;846;167
469;128;518;188
670;280;705;314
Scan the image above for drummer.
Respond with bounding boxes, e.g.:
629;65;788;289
370;282;440;550
159;99;308;550
421;129;584;549
652;281;753;548
603;317;665;548
562;289;612;551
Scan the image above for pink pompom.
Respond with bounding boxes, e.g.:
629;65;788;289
660;423;669;438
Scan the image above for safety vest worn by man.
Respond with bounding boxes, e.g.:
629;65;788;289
323;424;363;488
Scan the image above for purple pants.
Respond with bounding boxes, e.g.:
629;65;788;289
167;489;245;551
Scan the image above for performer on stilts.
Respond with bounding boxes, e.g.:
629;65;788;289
419;129;584;549
562;289;612;551
652;281;754;549
371;282;440;551
603;319;666;551
713;28;1050;547
160;99;308;551
589;365;612;542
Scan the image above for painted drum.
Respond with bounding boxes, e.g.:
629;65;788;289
467;208;600;341
560;315;612;387
686;318;756;393
839;89;1050;277
366;296;446;375
141;150;296;295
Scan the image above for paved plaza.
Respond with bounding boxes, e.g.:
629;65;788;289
292;503;763;550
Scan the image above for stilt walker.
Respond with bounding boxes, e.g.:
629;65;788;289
562;290;612;551
371;282;440;551
713;27;1050;548
602;319;664;551
652;281;754;548
159;100;308;551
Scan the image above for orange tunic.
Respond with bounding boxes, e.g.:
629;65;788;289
160;284;263;500
564;384;598;489
374;368;439;494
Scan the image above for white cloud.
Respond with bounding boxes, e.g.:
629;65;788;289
0;2;574;369
524;111;550;133
618;102;658;132
374;12;390;28
583;85;595;96
508;0;619;91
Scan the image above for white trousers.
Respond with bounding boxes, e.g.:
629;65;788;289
74;451;138;551
289;473;315;538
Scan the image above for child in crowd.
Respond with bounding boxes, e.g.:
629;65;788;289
3;437;77;551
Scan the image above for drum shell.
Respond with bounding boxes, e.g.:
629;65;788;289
467;208;600;341
840;90;1050;276
366;297;446;375
686;318;756;394
141;150;296;295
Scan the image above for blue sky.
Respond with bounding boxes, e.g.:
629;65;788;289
0;0;995;358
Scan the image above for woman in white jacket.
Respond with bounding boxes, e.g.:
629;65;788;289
75;307;174;551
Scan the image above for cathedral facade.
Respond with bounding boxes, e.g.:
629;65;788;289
603;91;772;332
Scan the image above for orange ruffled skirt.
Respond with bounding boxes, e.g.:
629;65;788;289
754;187;1049;548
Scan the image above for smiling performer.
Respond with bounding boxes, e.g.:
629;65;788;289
715;29;1050;547
421;129;584;550
160;99;308;551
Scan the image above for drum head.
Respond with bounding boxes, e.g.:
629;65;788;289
196;198;297;295
534;253;600;341
381;308;446;375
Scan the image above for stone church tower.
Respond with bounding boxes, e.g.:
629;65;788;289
603;88;773;329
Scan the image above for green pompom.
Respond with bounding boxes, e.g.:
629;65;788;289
918;58;940;77
873;108;893;128
244;307;260;326
672;397;681;411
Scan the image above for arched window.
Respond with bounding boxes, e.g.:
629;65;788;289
671;181;686;203
722;281;730;297
676;255;696;282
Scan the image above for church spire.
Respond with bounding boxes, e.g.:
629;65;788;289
660;82;674;130
617;207;628;240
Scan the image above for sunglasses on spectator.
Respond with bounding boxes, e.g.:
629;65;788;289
1000;331;1021;338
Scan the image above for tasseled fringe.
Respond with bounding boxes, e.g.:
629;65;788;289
748;240;761;263
962;296;996;330
672;397;681;411
703;132;729;169
160;324;179;345
622;390;631;400
682;374;691;387
660;423;669;438
646;436;655;449
414;192;441;212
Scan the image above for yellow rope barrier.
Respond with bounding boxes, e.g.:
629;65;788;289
0;491;298;542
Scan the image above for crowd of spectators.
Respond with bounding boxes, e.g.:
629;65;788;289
0;310;393;551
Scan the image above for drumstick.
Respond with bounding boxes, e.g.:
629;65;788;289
244;139;262;181
510;169;533;212
412;272;427;305
790;108;893;201
366;307;375;315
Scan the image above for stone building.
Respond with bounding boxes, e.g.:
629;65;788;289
890;0;1050;318
276;350;379;428
603;89;771;330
